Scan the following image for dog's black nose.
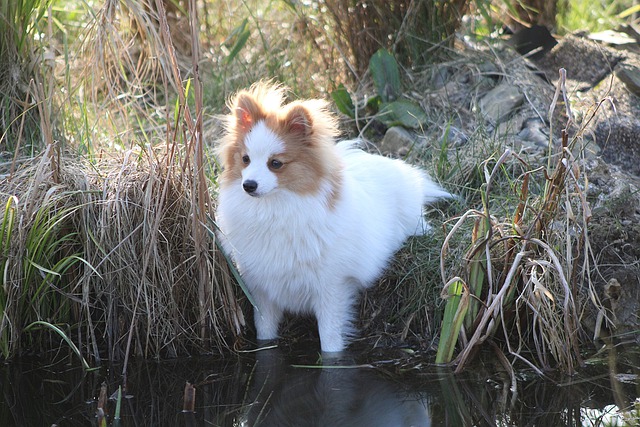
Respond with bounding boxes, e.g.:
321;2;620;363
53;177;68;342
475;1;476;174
243;180;258;194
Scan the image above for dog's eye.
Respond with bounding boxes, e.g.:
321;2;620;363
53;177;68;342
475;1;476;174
269;159;283;170
241;155;250;165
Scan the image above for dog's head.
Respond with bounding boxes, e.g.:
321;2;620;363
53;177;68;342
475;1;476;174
218;82;342;201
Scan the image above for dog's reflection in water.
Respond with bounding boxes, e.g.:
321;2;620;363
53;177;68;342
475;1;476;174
243;348;431;427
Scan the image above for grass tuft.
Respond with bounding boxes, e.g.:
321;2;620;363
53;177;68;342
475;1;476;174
0;147;243;361
0;0;246;363
437;69;609;374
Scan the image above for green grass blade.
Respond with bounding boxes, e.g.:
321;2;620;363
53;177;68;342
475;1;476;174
618;4;640;18
24;321;91;370
114;385;122;420
205;214;257;308
224;18;250;64
465;217;488;330
27;259;62;278
436;278;469;364
1;197;17;257
0;200;14;354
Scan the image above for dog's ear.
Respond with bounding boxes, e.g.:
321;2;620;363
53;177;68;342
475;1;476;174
282;104;313;137
234;93;264;132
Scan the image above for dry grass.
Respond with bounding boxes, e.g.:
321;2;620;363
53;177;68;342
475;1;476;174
437;69;609;374
0;145;244;362
323;0;469;78
0;0;249;365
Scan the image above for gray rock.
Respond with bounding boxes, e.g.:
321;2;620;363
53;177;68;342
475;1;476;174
616;63;640;96
440;125;468;147
589;30;637;47
595;117;640;176
517;117;549;148
476;60;500;77
478;82;524;124
380;126;417;155
534;34;624;90
430;64;452;90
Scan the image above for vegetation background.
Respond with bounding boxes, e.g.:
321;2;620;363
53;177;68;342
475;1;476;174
0;0;638;375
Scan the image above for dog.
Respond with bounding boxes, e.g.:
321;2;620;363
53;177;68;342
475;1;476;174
215;82;451;352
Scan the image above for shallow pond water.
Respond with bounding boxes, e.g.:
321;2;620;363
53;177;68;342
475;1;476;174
1;342;639;426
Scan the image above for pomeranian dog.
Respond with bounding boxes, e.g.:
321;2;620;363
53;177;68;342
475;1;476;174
216;82;451;352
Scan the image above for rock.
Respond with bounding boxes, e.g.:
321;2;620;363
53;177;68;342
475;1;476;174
617;23;640;44
589;30;638;48
586;158;640;260
616;63;640;96
534;34;625;90
478;82;524;124
496;112;525;138
476;60;501;78
430;64;452;90
517;117;549;147
594;117;640;176
439;125;468;147
380;126;416;155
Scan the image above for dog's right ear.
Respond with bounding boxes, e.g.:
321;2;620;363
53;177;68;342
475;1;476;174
235;93;264;132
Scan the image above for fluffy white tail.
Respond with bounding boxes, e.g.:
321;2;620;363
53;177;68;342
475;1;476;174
421;175;453;204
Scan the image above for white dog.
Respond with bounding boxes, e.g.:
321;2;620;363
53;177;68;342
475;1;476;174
216;83;451;352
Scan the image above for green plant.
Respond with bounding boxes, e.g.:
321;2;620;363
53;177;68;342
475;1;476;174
435;278;468;363
557;0;637;34
0;197;17;357
0;164;91;357
332;49;427;129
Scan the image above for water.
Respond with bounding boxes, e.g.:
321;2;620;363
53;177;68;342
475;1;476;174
1;343;638;426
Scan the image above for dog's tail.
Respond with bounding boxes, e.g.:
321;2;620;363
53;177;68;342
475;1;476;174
420;172;454;204
415;173;456;235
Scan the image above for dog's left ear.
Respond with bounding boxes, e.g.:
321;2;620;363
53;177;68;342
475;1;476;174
283;104;313;137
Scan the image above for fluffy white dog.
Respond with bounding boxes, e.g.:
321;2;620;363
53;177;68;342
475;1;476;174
216;83;451;352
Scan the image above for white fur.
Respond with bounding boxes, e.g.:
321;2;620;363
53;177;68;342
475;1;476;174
241;122;285;196
216;127;450;353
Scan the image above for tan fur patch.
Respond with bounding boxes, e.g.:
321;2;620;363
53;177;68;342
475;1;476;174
219;141;244;187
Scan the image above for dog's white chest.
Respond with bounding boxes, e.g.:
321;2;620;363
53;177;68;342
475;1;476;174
216;184;339;301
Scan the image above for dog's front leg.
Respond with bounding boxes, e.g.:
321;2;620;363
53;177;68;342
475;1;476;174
315;290;355;353
253;292;284;342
